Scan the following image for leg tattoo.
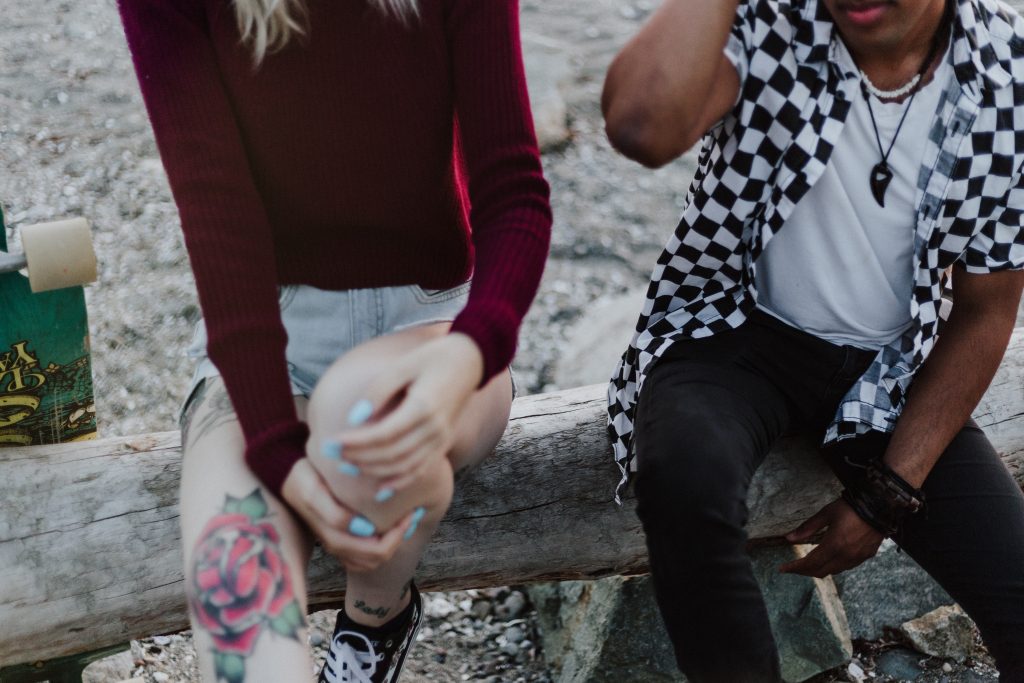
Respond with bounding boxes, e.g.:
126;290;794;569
190;490;305;683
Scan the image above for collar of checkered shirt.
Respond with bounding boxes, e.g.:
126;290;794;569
784;0;1013;94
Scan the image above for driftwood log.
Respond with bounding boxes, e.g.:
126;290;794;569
1;329;1022;668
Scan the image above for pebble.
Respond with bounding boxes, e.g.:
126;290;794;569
152;672;170;683
847;660;866;682
503;592;527;619
425;595;459;619
472;600;494;619
505;625;527;644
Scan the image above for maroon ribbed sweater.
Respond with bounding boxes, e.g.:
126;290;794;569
119;0;552;495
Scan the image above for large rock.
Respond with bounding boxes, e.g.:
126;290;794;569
528;577;684;683
752;545;853;682
900;605;978;662
833;540;953;640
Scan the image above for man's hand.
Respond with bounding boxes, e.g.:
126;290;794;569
778;498;884;578
327;333;484;492
282;458;415;573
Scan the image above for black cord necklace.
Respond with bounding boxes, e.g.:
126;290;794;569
861;3;951;208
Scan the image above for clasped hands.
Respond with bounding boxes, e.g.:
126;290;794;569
282;333;483;572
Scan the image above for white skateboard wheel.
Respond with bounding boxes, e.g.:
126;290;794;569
20;218;98;293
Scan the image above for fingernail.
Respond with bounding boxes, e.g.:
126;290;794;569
349;516;376;537
321;440;342;460
348;399;374;426
404;507;427;540
338;461;361;477
375;487;395;503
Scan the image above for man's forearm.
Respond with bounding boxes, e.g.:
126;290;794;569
602;0;741;166
882;303;1018;489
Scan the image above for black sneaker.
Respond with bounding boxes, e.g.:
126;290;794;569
318;584;423;683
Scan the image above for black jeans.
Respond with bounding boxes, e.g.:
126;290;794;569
632;309;1024;683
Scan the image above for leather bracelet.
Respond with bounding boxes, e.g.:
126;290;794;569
842;487;899;536
865;458;925;515
842;459;926;537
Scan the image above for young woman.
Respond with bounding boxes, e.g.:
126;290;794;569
117;1;551;681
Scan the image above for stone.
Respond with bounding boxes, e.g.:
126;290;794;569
505;625;527;644
899;605;978;662
751;545;854;682
833;539;953;640
847;660;866;682
82;650;134;683
874;648;926;681
472;600;494;620
521;35;573;151
425;595;459;619
528;576;684;683
503;591;528;619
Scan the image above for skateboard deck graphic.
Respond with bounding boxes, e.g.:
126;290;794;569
0;204;96;445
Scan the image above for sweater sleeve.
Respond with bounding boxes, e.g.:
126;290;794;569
445;0;553;384
118;0;307;496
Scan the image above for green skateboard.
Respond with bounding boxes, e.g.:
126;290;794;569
0;204;98;446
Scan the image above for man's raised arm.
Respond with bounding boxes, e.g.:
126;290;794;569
602;0;742;168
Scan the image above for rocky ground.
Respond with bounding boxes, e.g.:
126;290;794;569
0;0;1020;681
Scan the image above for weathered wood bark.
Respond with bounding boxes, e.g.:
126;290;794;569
1;330;1022;667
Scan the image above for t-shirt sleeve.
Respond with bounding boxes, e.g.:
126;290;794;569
118;0;307;495
958;166;1024;273
445;0;553;385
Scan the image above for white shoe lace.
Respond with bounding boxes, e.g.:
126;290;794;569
323;630;384;683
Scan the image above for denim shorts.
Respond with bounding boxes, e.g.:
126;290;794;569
183;282;475;410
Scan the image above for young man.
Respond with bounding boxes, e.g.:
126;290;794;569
603;0;1024;680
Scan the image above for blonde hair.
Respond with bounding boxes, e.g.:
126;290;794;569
234;0;420;64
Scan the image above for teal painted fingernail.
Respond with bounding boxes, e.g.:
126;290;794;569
338;460;361;477
404;507;427;540
375;487;395;503
321;440;342;460
348;399;374;426
349;516;375;537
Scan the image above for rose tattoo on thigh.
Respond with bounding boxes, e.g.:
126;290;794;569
190;490;305;683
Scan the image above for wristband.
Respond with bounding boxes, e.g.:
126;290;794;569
842;458;925;537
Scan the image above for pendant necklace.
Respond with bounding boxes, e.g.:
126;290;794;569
860;4;950;208
861;80;921;208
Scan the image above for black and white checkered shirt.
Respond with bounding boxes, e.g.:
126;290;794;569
608;0;1024;500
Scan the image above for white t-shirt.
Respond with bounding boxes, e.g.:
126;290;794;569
755;41;952;350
